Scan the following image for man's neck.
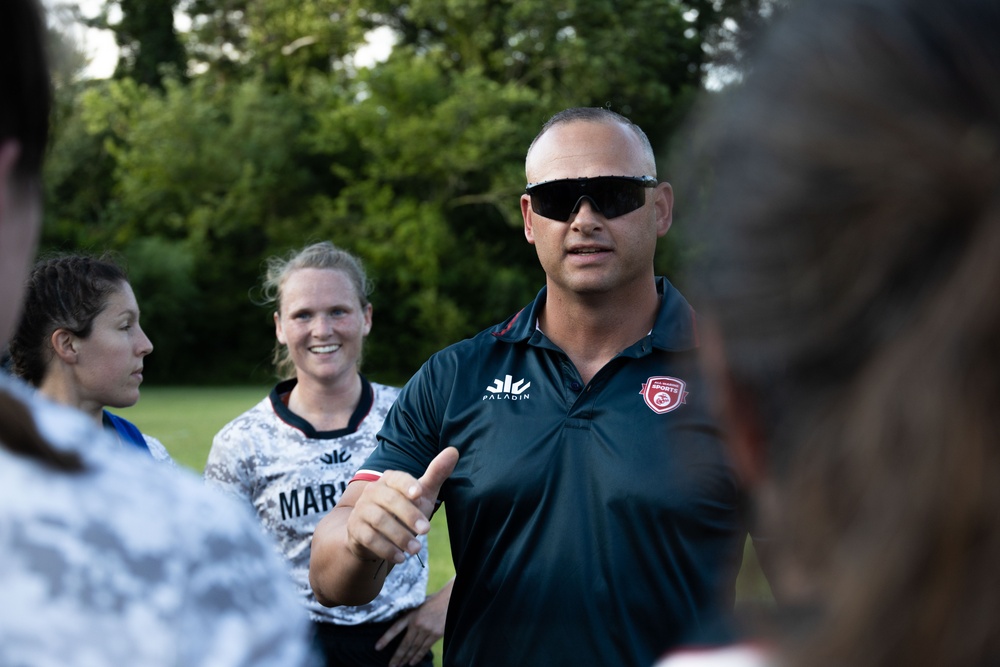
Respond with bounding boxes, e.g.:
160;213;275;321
539;279;660;384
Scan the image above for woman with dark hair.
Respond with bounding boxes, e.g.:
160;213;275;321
658;0;1000;665
10;254;172;461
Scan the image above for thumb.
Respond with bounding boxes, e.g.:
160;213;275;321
417;446;459;500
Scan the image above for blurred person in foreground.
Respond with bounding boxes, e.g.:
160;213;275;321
10;253;173;462
0;1;316;664
206;241;452;667
311;107;757;666
657;0;1000;665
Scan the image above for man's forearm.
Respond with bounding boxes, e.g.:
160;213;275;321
309;505;391;607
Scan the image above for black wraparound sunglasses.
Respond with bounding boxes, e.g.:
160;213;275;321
525;175;658;221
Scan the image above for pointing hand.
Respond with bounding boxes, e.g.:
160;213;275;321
346;447;459;565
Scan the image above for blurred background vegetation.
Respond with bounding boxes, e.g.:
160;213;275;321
41;0;786;386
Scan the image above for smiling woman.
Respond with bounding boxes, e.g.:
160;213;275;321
8;253;172;461
273;265;372;419
203;241;453;667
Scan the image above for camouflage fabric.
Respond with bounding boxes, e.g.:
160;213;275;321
205;377;428;625
0;374;318;667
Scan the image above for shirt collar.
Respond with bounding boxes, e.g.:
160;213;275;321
491;277;699;352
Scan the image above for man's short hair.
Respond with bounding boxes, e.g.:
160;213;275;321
527;107;656;173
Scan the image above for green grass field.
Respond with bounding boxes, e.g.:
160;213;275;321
113;385;771;665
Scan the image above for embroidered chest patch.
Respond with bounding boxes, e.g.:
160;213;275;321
640;376;688;414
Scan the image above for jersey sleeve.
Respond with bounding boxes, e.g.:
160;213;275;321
204;413;257;503
356;353;454;480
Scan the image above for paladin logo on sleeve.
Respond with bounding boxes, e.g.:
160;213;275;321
640;376;688;414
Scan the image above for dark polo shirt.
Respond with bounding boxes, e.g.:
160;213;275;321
356;277;747;667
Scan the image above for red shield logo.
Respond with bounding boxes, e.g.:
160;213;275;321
640;376;688;414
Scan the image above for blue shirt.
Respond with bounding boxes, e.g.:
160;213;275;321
103;410;150;453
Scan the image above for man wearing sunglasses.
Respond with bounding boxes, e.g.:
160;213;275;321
311;108;750;667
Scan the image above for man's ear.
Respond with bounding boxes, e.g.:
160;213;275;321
49;328;79;364
653;181;673;238
521;194;536;245
700;318;768;488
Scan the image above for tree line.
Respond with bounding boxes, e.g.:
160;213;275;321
41;0;779;385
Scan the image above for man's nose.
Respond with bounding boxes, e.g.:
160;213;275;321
569;197;605;228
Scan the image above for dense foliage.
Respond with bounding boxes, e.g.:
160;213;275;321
43;0;777;385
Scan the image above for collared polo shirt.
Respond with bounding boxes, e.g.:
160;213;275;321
356;277;747;667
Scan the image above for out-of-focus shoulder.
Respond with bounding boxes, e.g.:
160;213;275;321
655;644;775;667
0;376;317;666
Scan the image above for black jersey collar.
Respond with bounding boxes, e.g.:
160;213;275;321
490;277;699;352
268;374;375;439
